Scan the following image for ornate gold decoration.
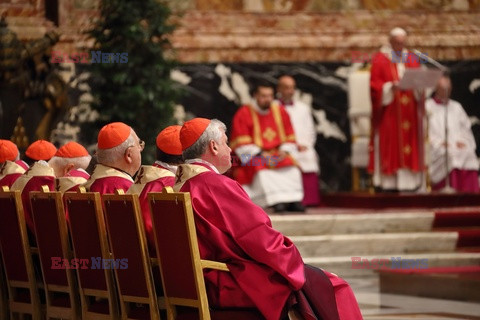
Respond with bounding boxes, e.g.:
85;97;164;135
11;117;29;149
262;127;277;142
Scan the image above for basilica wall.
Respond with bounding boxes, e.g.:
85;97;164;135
2;0;479;191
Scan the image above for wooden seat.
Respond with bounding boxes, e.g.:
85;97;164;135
0;252;8;319
102;190;162;320
29;187;79;319
64;189;120;319
0;186;43;319
148;187;264;320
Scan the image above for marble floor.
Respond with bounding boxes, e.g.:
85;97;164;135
347;276;480;320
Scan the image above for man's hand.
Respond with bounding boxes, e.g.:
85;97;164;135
277;150;287;161
297;145;307;152
392;81;400;92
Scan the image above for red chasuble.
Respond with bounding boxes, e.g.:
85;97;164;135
0;160;29;188
10;161;55;235
128;163;175;252
84;164;134;194
174;162;305;320
230;102;297;185
368;52;421;175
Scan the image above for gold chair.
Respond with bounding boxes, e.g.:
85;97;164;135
149;187;264;320
64;189;120;319
0;186;43;319
29;187;79;319
102;190;163;320
348;69;373;192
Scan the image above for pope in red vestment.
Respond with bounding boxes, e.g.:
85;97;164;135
368;28;422;190
176;118;362;320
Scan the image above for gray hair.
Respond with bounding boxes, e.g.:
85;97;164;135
96;130;136;166
48;154;92;173
183;119;226;160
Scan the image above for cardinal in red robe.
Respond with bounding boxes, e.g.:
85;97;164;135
85;122;143;194
10;140;57;238
0;139;29;187
128;125;182;253
11;161;56;237
0;160;29;188
175;118;363;320
47;141;92;193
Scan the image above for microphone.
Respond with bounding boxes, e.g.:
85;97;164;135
412;49;449;73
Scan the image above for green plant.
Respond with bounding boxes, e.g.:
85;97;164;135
87;0;180;163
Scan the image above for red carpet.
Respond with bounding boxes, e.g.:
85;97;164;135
433;210;480;248
322;192;480;208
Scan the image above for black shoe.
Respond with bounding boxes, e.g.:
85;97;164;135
288;202;306;212
272;203;288;213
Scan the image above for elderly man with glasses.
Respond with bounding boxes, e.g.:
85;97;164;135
85;122;144;194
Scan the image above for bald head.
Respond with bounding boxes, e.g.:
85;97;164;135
277;75;296;104
434;76;452;103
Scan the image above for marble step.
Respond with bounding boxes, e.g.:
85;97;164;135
304;252;480;277
271;212;435;236
290;232;458;258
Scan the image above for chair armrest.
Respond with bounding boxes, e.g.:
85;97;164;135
200;259;229;272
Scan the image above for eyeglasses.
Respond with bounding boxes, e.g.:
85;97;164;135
127;139;145;152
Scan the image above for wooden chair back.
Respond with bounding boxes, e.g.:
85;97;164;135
29;187;79;319
0;186;42;319
102;190;161;320
64;188;120;319
149;187;263;320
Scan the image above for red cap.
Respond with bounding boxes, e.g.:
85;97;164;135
98;122;131;149
180;118;211;151
56;142;89;158
0;139;19;162
156;125;182;155
25;140;57;161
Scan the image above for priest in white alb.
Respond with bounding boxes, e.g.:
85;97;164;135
426;75;479;192
276;75;321;206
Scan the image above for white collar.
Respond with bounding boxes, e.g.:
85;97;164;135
154;160;178;173
250;100;271;115
380;44;408;63
185;158;220;174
